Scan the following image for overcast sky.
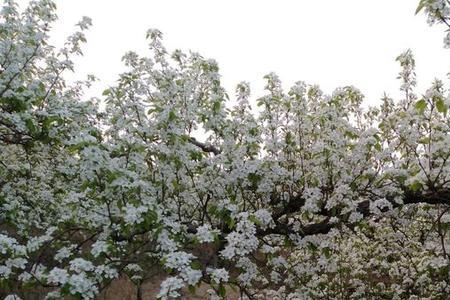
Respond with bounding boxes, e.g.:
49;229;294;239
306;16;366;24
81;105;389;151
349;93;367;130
18;0;450;106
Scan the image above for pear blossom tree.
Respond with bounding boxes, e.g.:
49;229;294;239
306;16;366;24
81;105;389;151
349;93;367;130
1;0;450;299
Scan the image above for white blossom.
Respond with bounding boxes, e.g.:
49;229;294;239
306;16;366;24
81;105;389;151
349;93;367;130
207;267;229;283
157;276;184;299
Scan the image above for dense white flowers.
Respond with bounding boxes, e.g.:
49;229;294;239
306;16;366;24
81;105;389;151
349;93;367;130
253;209;274;229
207;267;229;283
195;224;217;243
157;276;184;299
67;273;98;299
69;258;94;273
179;267;202;285
123;204;149;224
0;0;450;299
348;211;363;223
370;198;393;214
0;234;26;256
164;251;193;270
47;267;69;285
90;240;108;257
54;246;74;262
221;214;258;259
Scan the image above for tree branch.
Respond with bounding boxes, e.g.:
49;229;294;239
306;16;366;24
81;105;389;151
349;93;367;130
260;188;450;238
188;137;221;155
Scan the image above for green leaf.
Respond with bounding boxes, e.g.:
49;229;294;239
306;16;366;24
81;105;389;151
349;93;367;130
208;205;218;216
414;99;427;114
212;101;221;114
60;284;71;296
374;142;382;152
25;118;37;134
42;116;60;130
419;137;430;144
218;283;226;297
189;150;203;161
344;130;359;139
322;247;332;259
188;285;196;294
191;260;202;270
285;131;294;146
247;173;261;187
410;181;423;192
3;96;27;112
415;0;427;15
67;141;89;152
248;215;261;226
168;110;177;122
249;127;259;136
74;294;83;300
225;216;235;229
435;97;448;116
307;242;318;252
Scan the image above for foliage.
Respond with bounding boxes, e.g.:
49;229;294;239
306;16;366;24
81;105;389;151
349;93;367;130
0;1;449;299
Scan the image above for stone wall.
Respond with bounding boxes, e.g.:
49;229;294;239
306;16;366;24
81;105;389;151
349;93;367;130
98;275;241;300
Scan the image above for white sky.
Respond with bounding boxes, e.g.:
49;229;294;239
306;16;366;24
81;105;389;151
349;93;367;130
19;0;450;106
